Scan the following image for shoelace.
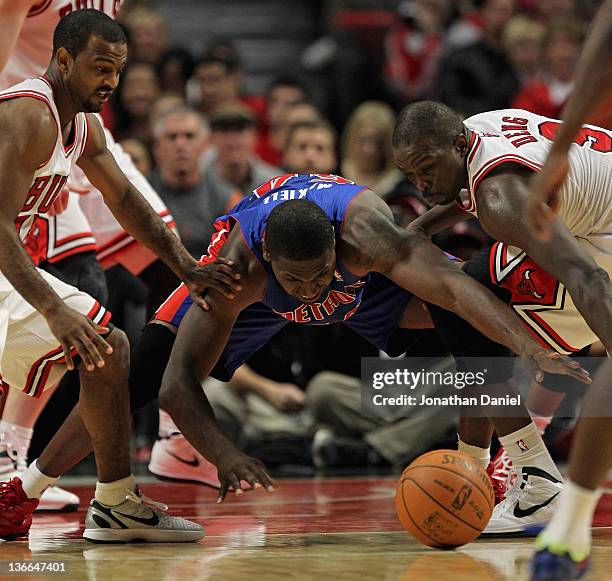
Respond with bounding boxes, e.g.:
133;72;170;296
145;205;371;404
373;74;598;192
493;467;523;514
0;431;29;472
0;478;22;507
124;489;168;513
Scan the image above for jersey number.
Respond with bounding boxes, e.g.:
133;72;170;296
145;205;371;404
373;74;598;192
538;121;612;153
22;175;68;213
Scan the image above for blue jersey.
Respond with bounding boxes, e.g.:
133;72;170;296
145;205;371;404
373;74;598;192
225;173;369;324
156;174;414;380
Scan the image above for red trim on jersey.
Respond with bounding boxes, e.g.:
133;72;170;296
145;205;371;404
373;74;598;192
525;311;580;353
489;241;500;285
47;243;98;263
23;301;111;398
28;0;53;17
471;154;541;195
155;285;190;323
55;231;96;246
83;114;91;156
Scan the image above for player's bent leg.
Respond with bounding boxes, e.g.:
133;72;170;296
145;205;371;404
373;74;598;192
132;323;221;488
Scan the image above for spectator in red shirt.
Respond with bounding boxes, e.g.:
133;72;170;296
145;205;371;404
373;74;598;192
512;19;584;119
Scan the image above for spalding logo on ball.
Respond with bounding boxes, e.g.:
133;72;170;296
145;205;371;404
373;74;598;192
395;449;495;548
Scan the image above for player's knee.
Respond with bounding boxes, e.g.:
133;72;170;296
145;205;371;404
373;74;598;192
306;372;343;414
105;328;130;366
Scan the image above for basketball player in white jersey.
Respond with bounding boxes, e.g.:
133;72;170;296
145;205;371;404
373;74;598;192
392;102;611;577
0;0;178;512
0;10;244;542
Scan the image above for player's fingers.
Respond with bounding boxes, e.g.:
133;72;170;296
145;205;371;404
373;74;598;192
239;469;260;489
89;324;113;354
229;473;243;495
61;342;74;371
210;272;241;293
80;334;105;369
213;264;242;281
191;293;210;311
217;482;228;504
73;338;95;371
251;463;276;492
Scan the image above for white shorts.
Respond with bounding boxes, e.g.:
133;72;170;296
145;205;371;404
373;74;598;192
491;235;612;354
0;269;110;398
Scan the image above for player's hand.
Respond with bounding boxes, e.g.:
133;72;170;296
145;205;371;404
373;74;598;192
47;188;70;217
525;150;569;242
183;258;242;310
524;349;592;385
216;448;277;503
46;305;113;372
263;383;305;413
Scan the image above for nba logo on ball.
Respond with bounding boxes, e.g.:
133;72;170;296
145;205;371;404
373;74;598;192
395;449;495;549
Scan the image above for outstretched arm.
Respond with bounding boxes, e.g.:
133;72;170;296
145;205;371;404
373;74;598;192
341;191;589;381
78;115;240;308
525;0;612;239
478;168;612;353
408;202;471;237
158;228;275;501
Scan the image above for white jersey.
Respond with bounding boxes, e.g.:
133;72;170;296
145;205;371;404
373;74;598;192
0;0;122;90
460;109;612;238
459;109;612;353
0;77;88;244
1;0;173;274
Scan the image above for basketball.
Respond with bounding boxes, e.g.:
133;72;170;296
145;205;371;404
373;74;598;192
395;449;495;549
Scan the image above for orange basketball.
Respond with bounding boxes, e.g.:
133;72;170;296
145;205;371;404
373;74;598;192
395;449;495;549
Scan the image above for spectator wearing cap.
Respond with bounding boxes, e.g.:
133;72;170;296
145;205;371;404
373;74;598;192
149;106;236;258
204;104;281;197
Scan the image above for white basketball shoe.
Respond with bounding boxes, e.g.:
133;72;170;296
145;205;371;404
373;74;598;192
148;432;220;488
84;487;204;543
482;466;563;536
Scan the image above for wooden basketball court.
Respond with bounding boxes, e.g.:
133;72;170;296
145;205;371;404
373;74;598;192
2;476;611;580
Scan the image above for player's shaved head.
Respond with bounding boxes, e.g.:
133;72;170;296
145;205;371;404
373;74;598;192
393;101;464;149
53;9;127;58
266;200;335;261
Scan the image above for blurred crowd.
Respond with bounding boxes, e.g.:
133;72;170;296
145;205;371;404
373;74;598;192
36;0;607;475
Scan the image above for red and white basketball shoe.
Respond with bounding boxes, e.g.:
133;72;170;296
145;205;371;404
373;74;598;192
148;433;220;489
488;448;519;504
0;477;39;539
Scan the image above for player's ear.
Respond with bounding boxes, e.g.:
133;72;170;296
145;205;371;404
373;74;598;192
454;132;468;157
56;47;73;75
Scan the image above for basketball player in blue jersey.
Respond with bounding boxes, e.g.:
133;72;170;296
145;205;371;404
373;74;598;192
146;173;589;500
5;172;590;508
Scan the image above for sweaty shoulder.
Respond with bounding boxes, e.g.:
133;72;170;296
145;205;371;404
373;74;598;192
0;96;57;169
80;113;108;158
339;189;408;275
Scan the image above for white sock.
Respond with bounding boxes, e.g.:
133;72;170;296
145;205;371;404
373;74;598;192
537;480;602;561
20;459;59;499
458;437;491;469
0;420;33;463
529;414;553;435
499;422;562;480
95;474;137;506
158;410;180;438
